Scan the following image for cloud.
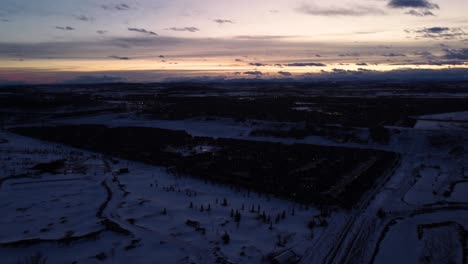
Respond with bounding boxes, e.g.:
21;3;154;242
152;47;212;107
418;27;449;33
213;19;233;24
304;68;468;82
357;68;374;72
96;30;107;35
0;35;458;70
3;67;468;85
405;10;435;16
443;48;468;60
425;60;466;66
101;4;131;11
109;56;130;60
389;60;465;66
356;62;368;66
55;26;74;31
166;27;200;32
249;62;269;67
278;71;292;76
409;27;467;40
128;28;158;36
414;51;434;57
243;71;264;76
164;68;468;82
388;0;439;9
339;53;361;57
284;62;326;67
74;15;94;22
382;53;407;57
297;3;385;16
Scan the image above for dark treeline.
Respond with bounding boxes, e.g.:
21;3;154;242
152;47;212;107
142;96;468;127
11;125;397;208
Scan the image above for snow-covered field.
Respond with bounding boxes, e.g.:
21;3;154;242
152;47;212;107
0;131;327;264
1;110;468;264
418;111;468;121
374;211;468;264
415;111;468;130
52;113;379;151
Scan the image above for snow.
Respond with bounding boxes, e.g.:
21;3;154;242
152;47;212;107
54;113;256;138
403;167;443;206
415;120;468;130
415;111;468;130
418;111;468;121
301;117;468;263
292;107;313;112
0;131;324;264
448;182;468;203
2;108;468;263
374;210;468;264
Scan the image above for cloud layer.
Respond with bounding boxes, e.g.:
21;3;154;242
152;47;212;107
128;28;158;36
56;26;74;31
388;0;439;9
213;19;233;24
408;27;467;40
297;3;385;16
166;27;200;33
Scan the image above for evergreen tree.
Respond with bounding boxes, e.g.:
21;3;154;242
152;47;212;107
234;210;241;222
222;232;230;244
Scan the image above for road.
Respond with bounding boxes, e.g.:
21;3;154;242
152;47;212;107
300;126;423;264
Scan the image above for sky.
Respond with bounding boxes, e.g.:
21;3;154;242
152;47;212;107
0;0;467;84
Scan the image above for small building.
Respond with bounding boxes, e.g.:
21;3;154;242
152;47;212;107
271;249;300;264
115;168;129;175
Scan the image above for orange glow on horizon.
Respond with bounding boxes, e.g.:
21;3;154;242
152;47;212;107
1;58;466;76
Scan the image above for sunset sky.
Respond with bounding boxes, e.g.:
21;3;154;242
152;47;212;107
0;0;467;84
